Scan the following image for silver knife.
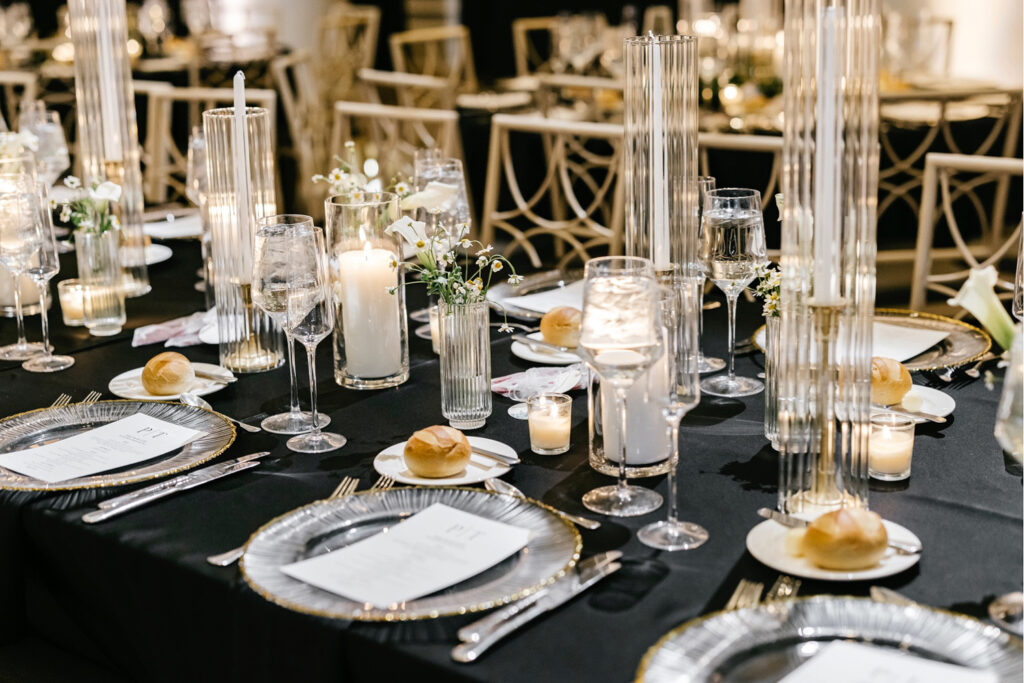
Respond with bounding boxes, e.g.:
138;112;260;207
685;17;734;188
456;551;622;644
510;334;579;356
471;445;521;466
451;559;622;662
82;459;262;523
871;403;945;424
194;370;238;384
756;507;922;556
98;451;270;509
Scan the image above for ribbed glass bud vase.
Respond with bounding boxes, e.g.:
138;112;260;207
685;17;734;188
438;300;491;429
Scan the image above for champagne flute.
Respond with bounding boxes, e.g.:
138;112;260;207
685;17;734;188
22;184;73;372
283;226;346;453
252;215;331;434
699;188;767;397
577;256;664;517
693;176;724;373
0;164;47;361
638;275;707;549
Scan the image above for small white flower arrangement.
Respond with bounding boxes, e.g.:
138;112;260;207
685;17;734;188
753;262;781;318
57;175;122;234
0;131;38;157
312;142;369;196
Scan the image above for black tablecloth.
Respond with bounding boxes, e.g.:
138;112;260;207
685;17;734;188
0;242;1019;682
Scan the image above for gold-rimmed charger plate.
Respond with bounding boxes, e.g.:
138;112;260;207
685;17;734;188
637;596;1022;682
240;486;581;621
0;400;235;491
750;309;991;372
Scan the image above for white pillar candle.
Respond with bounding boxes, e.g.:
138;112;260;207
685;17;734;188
529;411;571;450
336;245;402;378
231;71;252;279
600;353;672;465
428;304;440;354
868;427;914;476
649;34;669;269
811;7;843;304
96;2;123;162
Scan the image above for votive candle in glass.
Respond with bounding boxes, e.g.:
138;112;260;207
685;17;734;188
57;279;85;326
868;414;915;481
528;393;572;455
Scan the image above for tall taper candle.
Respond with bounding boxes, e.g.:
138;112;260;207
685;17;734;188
811;7;842;304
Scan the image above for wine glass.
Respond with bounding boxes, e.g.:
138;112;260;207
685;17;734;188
252;215;331;435
577;256;664;517
693;176;723;373
22;184;73;372
283;225;346;453
24;111;70;188
638;275;707;549
699;188;767;397
0;159;47;361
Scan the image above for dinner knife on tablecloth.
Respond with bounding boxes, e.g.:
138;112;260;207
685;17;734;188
756;508;922;555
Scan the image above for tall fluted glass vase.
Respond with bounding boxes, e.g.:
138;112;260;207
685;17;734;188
777;0;880;514
763;315;781;449
68;0;149;297
438;300;491;429
203;106;283;373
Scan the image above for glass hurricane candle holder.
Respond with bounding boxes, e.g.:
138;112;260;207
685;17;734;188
57;279;85;326
528;393;572;455
76;230;126;336
324;192;409;390
868;414;915;481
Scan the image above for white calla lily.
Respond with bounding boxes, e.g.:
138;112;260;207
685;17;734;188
385;216;430;251
400;181;458;211
89;181;122;203
948;265;1017;349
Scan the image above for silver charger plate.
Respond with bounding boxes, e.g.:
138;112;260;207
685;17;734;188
240;487;581;621
487;268;583;320
637;596;1023;683
0;400;236;491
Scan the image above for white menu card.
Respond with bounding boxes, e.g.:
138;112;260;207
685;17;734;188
281;503;532;608
873;322;949;363
503;280;585;314
781;642;996;683
0;414;205;483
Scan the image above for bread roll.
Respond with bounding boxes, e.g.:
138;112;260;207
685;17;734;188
403;425;471;478
141;352;196;395
540;306;582;348
871;357;912;406
802;507;888;570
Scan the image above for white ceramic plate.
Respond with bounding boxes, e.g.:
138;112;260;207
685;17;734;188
145;244;172;265
373;436;515;486
873;385;956;423
108;362;235;400
510;332;580;366
746;518;921;581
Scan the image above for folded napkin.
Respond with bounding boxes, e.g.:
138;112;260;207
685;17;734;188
503;280;584;314
132;309;216;348
492;363;589;398
144;213;203;240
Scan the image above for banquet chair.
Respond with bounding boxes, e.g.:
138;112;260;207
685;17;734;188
480;113;624;269
330;100;462;189
0;70;36;133
642;6;675;35
139;83;277;205
910;153;1023;314
389;25;478;94
512;17;558;77
357;68;455;110
316;4;380;108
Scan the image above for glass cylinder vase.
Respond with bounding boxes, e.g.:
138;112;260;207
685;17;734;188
68;0;149;297
203;106;283;373
777;0;880;514
75;230;126;337
324;192;409;389
763;315;781;449
438;300;491;430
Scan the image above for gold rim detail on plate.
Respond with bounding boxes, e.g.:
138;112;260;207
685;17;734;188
239;486;582;622
0;400;236;491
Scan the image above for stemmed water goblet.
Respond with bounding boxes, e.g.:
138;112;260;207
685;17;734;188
638;274;707;549
22;184;73;372
699;188;767;397
577;256;664;517
23;110;70;188
252;215;331;435
282;225;346;453
0;157;47;361
693;176;723;374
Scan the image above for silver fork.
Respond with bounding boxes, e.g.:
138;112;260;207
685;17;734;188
934;366;956;383
82;391;102;404
724;579;764;610
765;575;801;602
50;393;72;408
206;475;360;567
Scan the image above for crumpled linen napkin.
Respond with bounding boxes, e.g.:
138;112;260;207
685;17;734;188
132;309;215;348
491;363;589;397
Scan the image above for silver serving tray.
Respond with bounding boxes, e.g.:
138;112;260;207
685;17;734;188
637;596;1023;682
0;400;235;491
241;487;581;621
486;268;583;320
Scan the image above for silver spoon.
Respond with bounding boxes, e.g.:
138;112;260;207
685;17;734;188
964;352;998;379
484;478;600;530
180;392;261;433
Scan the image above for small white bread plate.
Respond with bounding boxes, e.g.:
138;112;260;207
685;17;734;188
373;436;516;486
510;332;579;366
108;362;234;401
746;518;922;582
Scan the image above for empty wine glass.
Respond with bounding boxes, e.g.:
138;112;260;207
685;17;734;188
577;256;664;517
252;215;331;435
23;184;73;372
699;188;767;397
693;176;723;373
23;111;70;187
638;275;707;550
0;157;47;361
282;225;346;453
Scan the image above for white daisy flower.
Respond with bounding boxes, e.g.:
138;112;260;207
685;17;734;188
498;323;513;333
508;273;522;286
394;181;409;195
476;255;488;267
476;245;493;256
491;260;503;272
64;176;81;189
